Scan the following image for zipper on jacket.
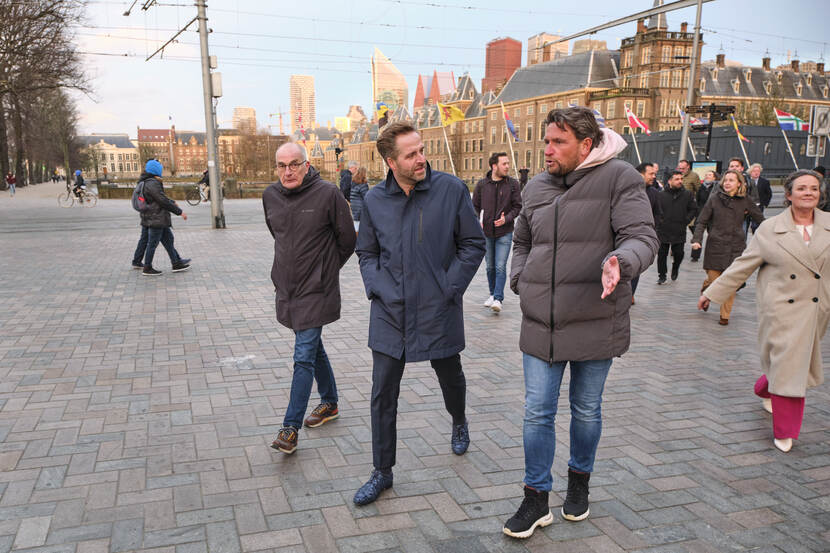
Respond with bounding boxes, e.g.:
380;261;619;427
549;193;561;365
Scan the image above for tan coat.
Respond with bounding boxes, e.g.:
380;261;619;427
704;207;830;397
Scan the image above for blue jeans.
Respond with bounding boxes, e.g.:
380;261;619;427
283;327;338;429
144;227;182;267
485;232;512;301
522;354;612;491
132;226;149;265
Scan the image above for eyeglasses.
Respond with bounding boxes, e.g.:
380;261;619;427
277;160;306;172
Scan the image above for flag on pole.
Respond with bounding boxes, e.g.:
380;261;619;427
774;107;810;131
502;105;520;141
730;114;751;143
376;102;389;128
677;106;707;127
591;108;607;128
625;106;651;135
437;102;465;127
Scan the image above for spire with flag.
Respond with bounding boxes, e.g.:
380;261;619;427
774;108;810;131
625;106;651;135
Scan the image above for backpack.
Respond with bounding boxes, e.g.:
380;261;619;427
132;180;149;212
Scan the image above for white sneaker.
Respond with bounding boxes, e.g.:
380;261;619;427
484;296;494;307
774;438;792;452
761;398;772;414
491;299;502;312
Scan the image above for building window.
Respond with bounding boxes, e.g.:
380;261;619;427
732;79;740;94
478;158;482;170
490;127;496;144
525;149;532;168
479;139;483;151
118;163;123;171
514;108;520;118
660;70;670;87
683;69;689;88
464;141;469;153
501;127;507;143
539;150;545;169
623;51;632;67
109;153;114;161
540;103;548;113
110;163;115;171
806;74;812;86
623;76;630;88
636;101;645;117
624;100;632;113
526;125;533;141
662;46;671;63
491;111;497;120
674;46;683;59
539;120;546;138
464;158;469;170
606;100;615;118
640;74;648;88
823;85;829;99
640;46;651;65
527;105;534;115
795;82;803;96
554;101;562;109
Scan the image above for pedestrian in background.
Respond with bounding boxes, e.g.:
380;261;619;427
5;172;15;197
340;160;357;202
504;107;657;539
655;171;697;284
353;121;485;506
349;166;369;233
699;170;827;452
692;169;763;325
263;143;356;455
139;160;191;276
472;152;522;313
690;170;719;263
630;161;661;304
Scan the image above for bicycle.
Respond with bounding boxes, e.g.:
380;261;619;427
58;183;98;208
186;183;209;206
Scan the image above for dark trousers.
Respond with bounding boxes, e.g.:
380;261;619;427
688;226;702;260
371;350;466;470
657;242;684;277
132;226;149;265
144;227;182;268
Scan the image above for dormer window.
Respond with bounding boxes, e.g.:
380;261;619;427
763;80;772;94
795;82;803;96
731;79;740;94
776;71;783;83
744;68;752;81
823;85;829;99
806;74;812;86
711;67;718;80
699;78;706;93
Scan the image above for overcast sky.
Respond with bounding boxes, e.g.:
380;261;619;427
75;0;829;135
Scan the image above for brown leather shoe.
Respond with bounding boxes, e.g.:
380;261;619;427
271;426;298;454
304;403;339;428
718;318;729;326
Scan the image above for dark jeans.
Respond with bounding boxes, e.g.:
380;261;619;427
144;227;182;268
132;226;149;265
657;242;684;277
371;350;466;470
283;327;338;429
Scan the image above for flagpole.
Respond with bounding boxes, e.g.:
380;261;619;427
687;137;697;162
499;102;521;180
441;125;457;176
730;115;750;167
629;126;642;164
781;128;799;170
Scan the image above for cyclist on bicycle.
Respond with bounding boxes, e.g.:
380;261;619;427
197;169;210;201
73;170;86;199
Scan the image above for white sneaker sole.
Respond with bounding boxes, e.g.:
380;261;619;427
491;304;501;313
503;510;553;539
561;507;590;521
171;266;190;273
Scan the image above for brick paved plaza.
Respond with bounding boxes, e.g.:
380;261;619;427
0;183;828;553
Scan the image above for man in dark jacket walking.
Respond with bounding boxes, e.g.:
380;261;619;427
655;171;697;284
138;160;190;276
339;161;357;201
353;122;485;506
503;107;658;539
263;143;356;455
472;152;522;312
748;163;771;233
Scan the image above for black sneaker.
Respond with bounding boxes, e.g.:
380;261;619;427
142;266;162;276
503;486;553;539
561;469;590;521
657;276;667;285
172;258;191;272
671;266;679;281
131;262;143;269
451;420;470;455
353;469;393;506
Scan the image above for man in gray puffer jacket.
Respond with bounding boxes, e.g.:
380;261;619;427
503;107;658;539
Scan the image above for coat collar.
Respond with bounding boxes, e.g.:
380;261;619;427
383;162;433;195
773;207;830;273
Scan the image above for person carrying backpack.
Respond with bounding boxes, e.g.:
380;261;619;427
131;160;191;275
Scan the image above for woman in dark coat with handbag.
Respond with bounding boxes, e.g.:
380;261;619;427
692;169;764;324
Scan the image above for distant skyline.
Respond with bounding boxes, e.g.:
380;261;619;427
75;0;829;135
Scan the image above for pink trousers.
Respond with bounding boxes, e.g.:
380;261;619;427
754;375;805;439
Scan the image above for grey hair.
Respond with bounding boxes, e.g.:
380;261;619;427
749;163;763;172
347;160;358;169
782;169;823;206
544;106;603;150
276;142;308;162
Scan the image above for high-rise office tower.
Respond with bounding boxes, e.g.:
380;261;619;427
482;37;522;93
527;33;569;65
289;75;316;134
232;106;257;134
371;48;408;113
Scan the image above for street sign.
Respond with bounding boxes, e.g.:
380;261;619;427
810;105;830;137
807;134;826;157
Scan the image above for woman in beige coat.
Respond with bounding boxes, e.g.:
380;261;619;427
698;170;828;453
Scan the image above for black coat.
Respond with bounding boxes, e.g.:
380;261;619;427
339;169;352;201
350;181;369;221
692;191;764;271
262;166;356;330
356;164;485;362
472;172;523;238
751;176;772;208
656;186;697;243
645;184;662;222
139;173;182;228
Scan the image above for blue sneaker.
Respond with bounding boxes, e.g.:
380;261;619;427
353;470;393;506
451;420;470;455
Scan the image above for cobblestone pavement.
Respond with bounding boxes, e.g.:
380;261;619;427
0;190;828;553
